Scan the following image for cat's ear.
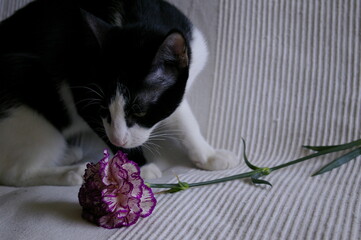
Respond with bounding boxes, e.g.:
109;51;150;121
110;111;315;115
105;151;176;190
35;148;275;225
156;31;189;69
80;9;112;47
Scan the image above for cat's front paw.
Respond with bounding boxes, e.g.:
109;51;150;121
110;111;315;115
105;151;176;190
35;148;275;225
140;163;162;180
196;150;239;171
62;163;87;185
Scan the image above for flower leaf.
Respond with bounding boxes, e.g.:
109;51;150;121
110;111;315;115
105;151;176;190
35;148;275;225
303;145;338;152
155;183;190;194
271;138;361;171
312;147;361;176
251;173;272;187
178;181;190;190
242;138;259;170
251;178;273;187
303;139;361;152
175;175;190;190
155;175;190;194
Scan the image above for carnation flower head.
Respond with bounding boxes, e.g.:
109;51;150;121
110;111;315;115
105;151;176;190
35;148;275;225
78;150;156;229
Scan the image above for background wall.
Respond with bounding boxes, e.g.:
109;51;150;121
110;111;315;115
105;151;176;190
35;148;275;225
170;0;361;164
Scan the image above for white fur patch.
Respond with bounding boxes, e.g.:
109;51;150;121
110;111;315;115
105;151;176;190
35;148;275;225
0;106;66;185
187;28;209;90
103;90;153;148
0;83;111;186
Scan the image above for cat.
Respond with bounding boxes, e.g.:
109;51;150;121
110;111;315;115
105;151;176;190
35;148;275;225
0;0;239;186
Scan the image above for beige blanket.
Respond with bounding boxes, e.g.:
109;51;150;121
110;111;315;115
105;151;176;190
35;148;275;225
0;0;360;239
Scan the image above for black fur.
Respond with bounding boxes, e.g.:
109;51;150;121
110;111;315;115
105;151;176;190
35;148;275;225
0;0;193;165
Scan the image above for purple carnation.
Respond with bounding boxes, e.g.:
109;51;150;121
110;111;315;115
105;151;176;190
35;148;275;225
78;150;157;229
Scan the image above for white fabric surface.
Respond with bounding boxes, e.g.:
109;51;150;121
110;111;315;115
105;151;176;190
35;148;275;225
1;0;360;239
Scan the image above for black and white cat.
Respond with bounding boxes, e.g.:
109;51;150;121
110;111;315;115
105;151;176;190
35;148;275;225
0;0;238;186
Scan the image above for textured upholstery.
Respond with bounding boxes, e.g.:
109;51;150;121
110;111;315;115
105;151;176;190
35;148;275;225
1;0;360;239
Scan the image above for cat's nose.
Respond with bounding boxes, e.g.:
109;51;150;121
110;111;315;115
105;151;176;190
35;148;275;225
117;140;128;148
109;136;128;148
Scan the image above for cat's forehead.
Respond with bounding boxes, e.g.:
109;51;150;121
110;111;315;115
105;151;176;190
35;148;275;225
107;27;162;53
118;83;160;106
122;66;176;101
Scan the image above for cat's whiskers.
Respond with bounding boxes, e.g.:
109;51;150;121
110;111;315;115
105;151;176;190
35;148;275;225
153;121;183;132
142;141;161;157
71;85;105;108
87;83;105;98
150;127;184;141
74;98;103;109
82;100;104;109
148;133;179;142
77;85;105;99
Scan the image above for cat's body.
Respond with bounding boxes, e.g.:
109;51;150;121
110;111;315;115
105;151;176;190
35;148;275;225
0;0;238;186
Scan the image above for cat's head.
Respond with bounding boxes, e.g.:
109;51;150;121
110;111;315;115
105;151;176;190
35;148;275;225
82;10;190;148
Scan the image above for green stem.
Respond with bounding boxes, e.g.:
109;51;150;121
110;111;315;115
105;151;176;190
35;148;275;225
188;172;255;187
148;138;361;191
270;138;361;171
148;172;255;189
147;184;183;188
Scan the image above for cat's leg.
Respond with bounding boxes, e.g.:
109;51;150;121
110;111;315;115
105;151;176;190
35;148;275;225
164;101;239;170
14;164;87;187
0;106;86;186
140;163;162;179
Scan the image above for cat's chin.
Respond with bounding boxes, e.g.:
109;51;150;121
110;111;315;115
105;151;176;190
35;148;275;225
111;141;138;149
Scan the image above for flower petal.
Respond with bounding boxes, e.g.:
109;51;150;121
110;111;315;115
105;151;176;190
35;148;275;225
139;185;157;217
122;162;141;177
121;211;141;227
127;197;142;214
99;211;126;229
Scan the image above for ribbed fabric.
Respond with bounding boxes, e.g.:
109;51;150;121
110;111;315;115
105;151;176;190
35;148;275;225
0;0;31;20
112;0;361;239
207;0;361;161
0;0;360;240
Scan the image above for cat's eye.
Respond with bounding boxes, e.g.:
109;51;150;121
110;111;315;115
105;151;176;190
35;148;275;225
131;104;146;118
133;112;146;118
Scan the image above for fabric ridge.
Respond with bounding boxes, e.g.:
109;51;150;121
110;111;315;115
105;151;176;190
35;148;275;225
0;0;360;239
